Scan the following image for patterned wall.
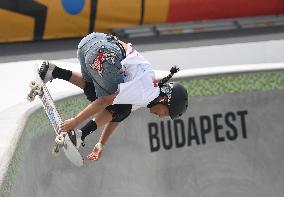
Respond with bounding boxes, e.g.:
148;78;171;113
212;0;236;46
0;0;284;43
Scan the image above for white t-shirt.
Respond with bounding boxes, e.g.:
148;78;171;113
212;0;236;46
113;44;160;111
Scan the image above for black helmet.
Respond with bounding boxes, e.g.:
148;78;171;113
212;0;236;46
160;82;188;119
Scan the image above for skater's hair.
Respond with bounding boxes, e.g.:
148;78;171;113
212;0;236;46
158;66;179;87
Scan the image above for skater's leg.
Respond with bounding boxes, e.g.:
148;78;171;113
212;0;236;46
39;61;87;89
79;104;131;142
71;109;111;148
53;66;97;102
39;61;98;102
80;109;112;141
39;61;72;83
69;71;86;89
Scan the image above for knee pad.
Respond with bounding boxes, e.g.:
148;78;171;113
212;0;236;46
106;104;132;122
84;82;97;102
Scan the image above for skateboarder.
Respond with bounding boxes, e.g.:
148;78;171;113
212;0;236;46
39;32;188;161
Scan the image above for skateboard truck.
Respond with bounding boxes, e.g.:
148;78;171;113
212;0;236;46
52;133;65;156
27;81;43;102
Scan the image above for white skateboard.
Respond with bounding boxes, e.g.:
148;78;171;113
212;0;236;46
27;64;83;167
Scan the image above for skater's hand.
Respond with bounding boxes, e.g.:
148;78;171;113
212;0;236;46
87;143;104;161
60;117;79;132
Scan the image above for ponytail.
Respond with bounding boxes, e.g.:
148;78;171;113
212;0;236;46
158;66;179;87
148;66;180;109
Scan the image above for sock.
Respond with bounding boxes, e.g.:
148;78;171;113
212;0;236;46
52;67;72;81
80;120;97;141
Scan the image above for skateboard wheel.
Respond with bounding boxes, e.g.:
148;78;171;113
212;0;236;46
55;135;64;145
52;146;60;156
29;81;38;90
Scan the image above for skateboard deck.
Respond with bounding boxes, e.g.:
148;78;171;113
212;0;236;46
27;63;83;167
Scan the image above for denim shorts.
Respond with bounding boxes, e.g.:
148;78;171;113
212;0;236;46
77;32;125;97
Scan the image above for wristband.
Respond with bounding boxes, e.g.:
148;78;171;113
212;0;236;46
95;142;104;150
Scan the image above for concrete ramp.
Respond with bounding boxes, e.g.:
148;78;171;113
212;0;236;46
3;90;284;197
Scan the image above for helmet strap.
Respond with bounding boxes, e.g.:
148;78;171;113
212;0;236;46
147;96;168;108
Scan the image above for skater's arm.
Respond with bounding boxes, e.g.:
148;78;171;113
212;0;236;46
87;122;120;161
99;122;120;145
75;93;118;123
60;93;118;132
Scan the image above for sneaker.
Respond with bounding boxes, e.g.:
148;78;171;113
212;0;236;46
38;61;56;83
68;129;84;149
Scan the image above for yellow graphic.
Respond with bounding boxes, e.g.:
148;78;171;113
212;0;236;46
143;0;169;24
95;0;141;32
36;0;91;40
0;9;34;43
0;1;171;43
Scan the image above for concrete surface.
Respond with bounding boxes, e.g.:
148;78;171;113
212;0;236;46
7;90;284;197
